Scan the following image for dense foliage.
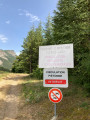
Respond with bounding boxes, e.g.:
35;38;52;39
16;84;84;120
53;0;90;92
12;0;90;92
0;67;10;72
12;23;43;73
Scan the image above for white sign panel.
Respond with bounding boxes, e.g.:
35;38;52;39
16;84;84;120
43;68;68;88
39;44;74;68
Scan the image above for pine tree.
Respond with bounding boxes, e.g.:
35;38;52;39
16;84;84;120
12;23;43;73
22;25;35;73
53;0;89;65
43;14;54;45
53;0;90;90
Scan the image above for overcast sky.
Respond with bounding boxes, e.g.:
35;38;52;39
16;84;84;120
0;0;58;55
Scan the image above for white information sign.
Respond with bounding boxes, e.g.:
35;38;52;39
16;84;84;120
43;68;68;88
39;44;74;68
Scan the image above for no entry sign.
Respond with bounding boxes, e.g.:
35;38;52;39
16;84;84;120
48;88;63;103
43;68;68;88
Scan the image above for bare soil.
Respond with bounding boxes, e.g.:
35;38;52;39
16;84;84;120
0;73;55;120
0;74;27;120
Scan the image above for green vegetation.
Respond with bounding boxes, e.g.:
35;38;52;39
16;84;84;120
23;83;48;103
22;76;90;120
12;0;90;93
0;67;10;72
22;76;90;104
22;75;48;103
53;0;90;93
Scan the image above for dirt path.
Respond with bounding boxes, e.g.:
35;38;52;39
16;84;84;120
0;73;27;120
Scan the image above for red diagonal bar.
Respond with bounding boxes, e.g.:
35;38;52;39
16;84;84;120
52;91;59;100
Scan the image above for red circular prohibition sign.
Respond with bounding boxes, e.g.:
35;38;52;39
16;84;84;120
48;88;63;103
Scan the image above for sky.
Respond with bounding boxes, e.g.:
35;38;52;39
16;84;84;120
0;0;58;55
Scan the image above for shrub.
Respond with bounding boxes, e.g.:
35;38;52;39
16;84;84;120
32;66;43;79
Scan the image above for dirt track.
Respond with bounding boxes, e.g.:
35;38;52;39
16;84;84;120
0;74;27;120
0;73;49;120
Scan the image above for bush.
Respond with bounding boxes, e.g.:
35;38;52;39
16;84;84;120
32;67;43;79
0;67;10;72
80;53;90;89
84;83;90;93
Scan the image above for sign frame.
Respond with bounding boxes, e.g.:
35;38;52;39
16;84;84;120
39;44;74;68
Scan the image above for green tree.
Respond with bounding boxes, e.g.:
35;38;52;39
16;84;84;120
33;22;43;69
43;14;54;45
12;23;43;74
11;55;25;73
53;0;90;90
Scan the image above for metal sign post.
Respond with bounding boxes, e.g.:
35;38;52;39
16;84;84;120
48;88;63;119
54;103;56;117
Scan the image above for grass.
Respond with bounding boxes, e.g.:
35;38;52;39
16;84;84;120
22;76;50;103
22;75;90;120
80;102;89;109
0;71;9;81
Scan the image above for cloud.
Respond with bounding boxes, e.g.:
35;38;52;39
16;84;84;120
24;10;40;22
0;34;8;43
5;20;11;24
18;9;40;22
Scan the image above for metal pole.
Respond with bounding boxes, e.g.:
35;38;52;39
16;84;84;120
54;103;56;117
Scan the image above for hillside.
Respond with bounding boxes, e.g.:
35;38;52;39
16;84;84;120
0;49;16;70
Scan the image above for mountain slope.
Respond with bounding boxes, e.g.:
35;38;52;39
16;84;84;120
0;50;16;70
